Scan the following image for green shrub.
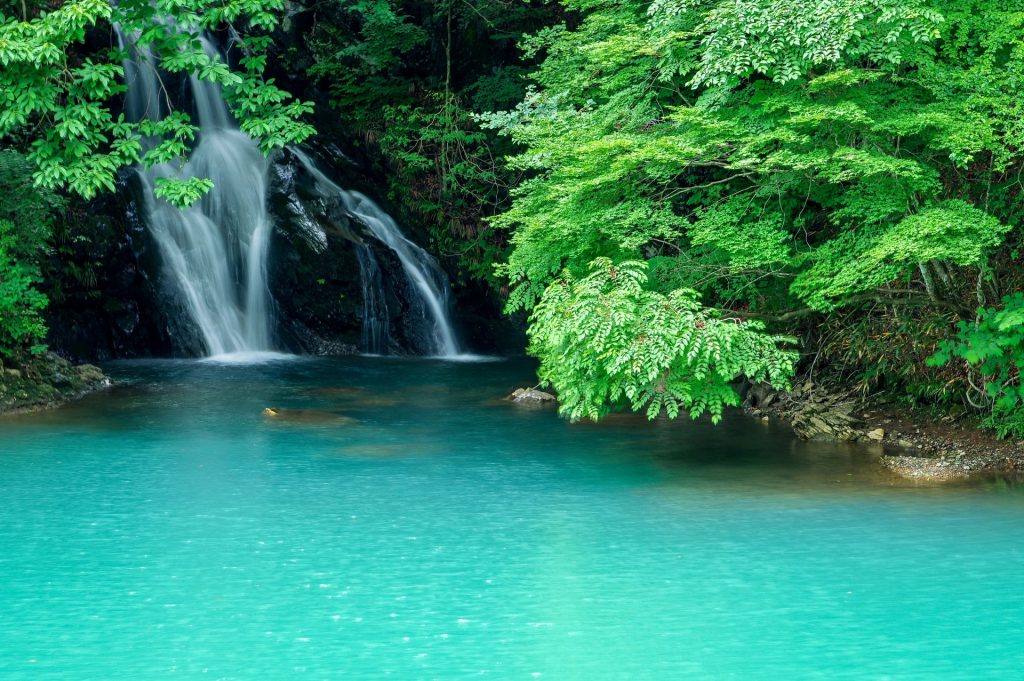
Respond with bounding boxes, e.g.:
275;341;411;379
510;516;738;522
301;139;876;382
0;150;60;359
0;219;48;358
529;258;796;421
929;294;1024;439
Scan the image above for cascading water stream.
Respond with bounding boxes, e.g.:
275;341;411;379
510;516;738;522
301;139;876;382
118;29;275;358
353;245;390;355
119;28;461;359
291;150;461;357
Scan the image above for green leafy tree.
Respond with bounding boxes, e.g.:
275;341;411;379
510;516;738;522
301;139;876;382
482;0;1024;420
531;258;795;421
0;0;314;206
0;219;48;358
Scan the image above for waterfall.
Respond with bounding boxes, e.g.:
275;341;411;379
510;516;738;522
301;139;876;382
118;29;275;358
291;150;462;357
118;28;462;359
353;245;390;355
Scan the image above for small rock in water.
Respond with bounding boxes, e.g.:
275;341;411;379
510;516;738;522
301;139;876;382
867;428;885;441
262;407;354;426
506;388;556;405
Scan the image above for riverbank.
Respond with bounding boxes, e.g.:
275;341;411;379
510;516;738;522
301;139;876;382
745;381;1024;483
0;353;111;416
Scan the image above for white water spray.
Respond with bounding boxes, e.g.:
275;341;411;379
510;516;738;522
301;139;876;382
119;30;274;357
292;150;461;357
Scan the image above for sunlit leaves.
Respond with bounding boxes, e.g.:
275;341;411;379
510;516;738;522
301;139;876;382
793;201;1010;310
485;0;1024;421
649;0;943;87
529;258;796;421
153;176;214;208
0;0;313;200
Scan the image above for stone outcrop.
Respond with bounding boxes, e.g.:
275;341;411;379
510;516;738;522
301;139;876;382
745;381;865;441
744;378;1024;483
0;353;111;414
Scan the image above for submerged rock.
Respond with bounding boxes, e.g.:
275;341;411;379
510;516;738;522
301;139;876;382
506;388;557;406
262;407;355;426
300;386;366;398
744;378;1024;482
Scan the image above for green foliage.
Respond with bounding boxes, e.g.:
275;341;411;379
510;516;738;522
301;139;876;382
530;258;796;421
154;177;215;207
0;219;48;358
930;295;1024;439
375;94;512;285
0;0;314;205
308;0;429;131
818;306;963;405
793;201;1010;311
478;0;1024;419
649;0;943;87
0;149;57;358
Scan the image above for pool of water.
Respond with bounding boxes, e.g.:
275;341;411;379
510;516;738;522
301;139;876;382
1;357;1022;679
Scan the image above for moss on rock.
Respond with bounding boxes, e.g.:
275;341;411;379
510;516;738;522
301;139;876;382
0;353;110;414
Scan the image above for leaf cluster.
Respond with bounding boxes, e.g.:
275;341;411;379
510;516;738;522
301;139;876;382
930;294;1024;438
530;258;796;421
0;0;314;205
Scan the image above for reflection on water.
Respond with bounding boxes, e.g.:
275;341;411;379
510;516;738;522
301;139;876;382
1;356;1023;679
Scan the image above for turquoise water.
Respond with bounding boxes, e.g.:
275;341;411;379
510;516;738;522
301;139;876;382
1;357;1022;680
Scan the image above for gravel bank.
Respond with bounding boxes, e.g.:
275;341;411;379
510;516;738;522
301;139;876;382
745;380;1024;483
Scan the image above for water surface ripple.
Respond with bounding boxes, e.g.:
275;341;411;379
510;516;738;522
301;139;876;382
1;358;1022;679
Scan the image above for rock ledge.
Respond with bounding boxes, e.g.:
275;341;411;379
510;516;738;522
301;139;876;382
0;353;111;415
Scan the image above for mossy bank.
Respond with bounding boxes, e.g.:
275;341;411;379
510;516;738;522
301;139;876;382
0;353;110;416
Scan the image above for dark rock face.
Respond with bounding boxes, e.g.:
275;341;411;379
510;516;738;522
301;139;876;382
267;148;410;355
266;146;525;357
267;155;364;353
450;279;527;356
42;177;176;361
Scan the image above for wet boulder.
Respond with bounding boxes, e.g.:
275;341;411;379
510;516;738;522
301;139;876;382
506;388;557;406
